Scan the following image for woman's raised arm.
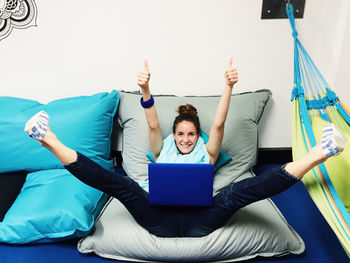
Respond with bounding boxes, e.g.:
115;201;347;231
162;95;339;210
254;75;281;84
137;61;163;161
205;59;238;164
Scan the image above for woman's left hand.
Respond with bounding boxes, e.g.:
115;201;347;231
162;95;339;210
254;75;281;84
225;58;238;87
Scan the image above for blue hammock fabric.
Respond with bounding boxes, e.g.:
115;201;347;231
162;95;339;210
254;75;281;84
286;4;350;256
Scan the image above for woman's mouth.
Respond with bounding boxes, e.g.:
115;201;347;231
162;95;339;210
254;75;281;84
180;143;192;149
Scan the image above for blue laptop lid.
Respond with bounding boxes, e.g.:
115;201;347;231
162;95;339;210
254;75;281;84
148;163;214;207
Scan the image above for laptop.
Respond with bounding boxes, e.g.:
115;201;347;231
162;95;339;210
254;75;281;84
148;163;214;206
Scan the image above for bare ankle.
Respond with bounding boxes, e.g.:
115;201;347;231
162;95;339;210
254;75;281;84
311;143;328;164
39;129;57;148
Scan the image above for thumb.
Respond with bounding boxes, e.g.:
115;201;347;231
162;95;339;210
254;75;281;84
144;60;149;72
227;58;233;68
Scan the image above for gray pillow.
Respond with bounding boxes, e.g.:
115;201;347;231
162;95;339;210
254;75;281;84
78;90;305;262
78;173;304;262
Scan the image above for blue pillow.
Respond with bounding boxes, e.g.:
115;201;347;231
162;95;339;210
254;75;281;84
146;130;232;171
0;91;119;243
0;90;119;173
0;169;108;244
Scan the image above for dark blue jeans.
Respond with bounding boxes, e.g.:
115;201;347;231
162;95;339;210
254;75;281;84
64;152;299;237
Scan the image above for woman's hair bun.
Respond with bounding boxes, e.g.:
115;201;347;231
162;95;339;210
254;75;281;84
177;104;198;116
173;104;200;134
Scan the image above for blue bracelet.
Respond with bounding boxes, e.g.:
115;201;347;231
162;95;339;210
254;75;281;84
140;96;154;108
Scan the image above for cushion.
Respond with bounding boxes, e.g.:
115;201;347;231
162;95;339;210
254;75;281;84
0;90;119;173
78;174;304;262
0;91;119;244
0;171;27;222
0;169;108;244
78;90;305;262
146;130;232;172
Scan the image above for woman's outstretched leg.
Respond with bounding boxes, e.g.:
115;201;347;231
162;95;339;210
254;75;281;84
24;111;145;202
201;124;347;232
224;123;346;205
24;111;145;201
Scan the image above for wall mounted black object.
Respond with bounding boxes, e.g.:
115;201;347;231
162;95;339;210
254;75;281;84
261;0;305;19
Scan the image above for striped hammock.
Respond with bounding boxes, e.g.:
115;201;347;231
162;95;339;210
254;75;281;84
286;4;350;256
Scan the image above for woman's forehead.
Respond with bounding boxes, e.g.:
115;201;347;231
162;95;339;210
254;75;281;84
175;121;197;132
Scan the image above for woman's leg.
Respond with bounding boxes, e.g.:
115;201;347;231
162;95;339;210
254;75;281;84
25;112;136;197
214;123;347;211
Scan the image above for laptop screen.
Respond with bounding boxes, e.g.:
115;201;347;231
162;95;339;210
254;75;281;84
148;163;214;206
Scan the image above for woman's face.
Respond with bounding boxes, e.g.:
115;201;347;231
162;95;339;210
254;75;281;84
173;120;199;154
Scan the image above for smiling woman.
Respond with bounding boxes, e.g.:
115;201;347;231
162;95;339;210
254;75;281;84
173;105;200;154
137;59;238;165
156;112;210;165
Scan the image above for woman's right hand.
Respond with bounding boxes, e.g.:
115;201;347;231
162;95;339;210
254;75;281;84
137;60;151;90
225;58;238;88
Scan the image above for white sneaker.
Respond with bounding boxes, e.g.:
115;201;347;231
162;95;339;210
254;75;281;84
321;124;347;157
24;111;49;141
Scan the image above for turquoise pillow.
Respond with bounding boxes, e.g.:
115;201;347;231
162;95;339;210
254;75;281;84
146;130;232;171
0;90;119;173
0;169;108;244
0;91;119;244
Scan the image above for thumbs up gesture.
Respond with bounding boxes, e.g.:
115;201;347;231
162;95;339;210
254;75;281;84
225;58;238;87
137;60;151;90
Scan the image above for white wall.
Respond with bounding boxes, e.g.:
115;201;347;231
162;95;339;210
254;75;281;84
1;0;349;147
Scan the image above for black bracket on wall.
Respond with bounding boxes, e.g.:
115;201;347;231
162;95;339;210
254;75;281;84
261;0;305;19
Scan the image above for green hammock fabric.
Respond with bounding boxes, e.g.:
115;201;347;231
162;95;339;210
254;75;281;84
292;99;350;255
287;4;350;256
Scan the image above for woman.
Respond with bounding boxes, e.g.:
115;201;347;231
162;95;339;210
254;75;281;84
24;60;346;238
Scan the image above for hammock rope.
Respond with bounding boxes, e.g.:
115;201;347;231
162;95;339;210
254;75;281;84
286;3;350;255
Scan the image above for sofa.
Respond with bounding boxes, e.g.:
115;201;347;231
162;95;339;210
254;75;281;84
0;90;347;262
